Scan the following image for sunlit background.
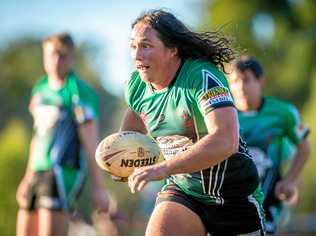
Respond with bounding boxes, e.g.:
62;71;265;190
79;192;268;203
1;0;202;96
1;0;316;235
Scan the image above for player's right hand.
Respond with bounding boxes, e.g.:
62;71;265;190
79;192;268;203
275;178;299;206
16;177;32;208
128;162;168;193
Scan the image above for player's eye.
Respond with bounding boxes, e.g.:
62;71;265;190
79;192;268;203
129;42;137;49
140;42;151;49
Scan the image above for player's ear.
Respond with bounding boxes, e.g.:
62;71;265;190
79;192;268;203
170;47;178;57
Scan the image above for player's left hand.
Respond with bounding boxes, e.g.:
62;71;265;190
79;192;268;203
92;188;110;213
128;163;168;193
274;178;299;206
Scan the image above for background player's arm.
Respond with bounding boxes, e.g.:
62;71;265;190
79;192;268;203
78;121;109;211
275;138;310;203
128;106;239;193
120;108;147;134
275;105;311;203
283;138;310;182
16;136;37;207
24;136;37;178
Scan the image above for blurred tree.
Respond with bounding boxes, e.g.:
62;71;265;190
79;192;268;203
201;0;316;212
0;120;29;236
0;38;42;131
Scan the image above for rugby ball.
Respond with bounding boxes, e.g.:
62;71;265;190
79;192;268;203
95;131;161;178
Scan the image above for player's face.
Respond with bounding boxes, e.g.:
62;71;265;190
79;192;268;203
228;69;262;107
130;22;177;85
43;42;73;78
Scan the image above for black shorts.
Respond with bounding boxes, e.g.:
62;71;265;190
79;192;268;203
156;183;266;236
23;169;85;211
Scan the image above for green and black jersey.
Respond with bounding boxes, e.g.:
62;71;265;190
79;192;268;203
29;72;99;199
30;71;99;172
125;58;261;205
29;72;98;185
238;97;309;196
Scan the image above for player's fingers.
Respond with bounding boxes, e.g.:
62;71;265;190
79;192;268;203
17;196;27;208
137;179;148;192
128;176;134;193
287;188;299;206
129;171;148;193
278;193;287;200
274;184;284;197
128;173;140;193
128;169;139;183
128;171;138;188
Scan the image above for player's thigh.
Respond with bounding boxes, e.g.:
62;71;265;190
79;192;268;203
16;209;38;236
146;201;207;236
38;208;69;236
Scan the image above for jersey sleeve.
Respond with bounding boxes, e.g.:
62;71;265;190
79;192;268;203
283;103;309;145
124;71;143;114
189;67;234;116
74;80;99;124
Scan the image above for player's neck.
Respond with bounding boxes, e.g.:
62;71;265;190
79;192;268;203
238;96;263;112
48;73;67;90
151;58;182;91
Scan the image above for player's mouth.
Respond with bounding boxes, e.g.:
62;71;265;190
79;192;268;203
137;64;150;71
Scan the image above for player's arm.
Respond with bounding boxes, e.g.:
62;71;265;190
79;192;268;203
275;138;310;203
275;104;310;203
16;94;39;207
78;120;109;211
162;106;238;174
16;136;37;207
120;108;147;134
21;95;39;180
283;138;310;183
128;106;239;192
24;136;37;178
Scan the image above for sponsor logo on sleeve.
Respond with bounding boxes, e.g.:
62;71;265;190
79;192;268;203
200;86;233;107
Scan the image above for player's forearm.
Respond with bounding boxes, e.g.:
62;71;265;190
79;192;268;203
86;144;107;190
79;121;105;189
24;136;37;179
87;148;105;188
162;131;239;175
284;139;310;182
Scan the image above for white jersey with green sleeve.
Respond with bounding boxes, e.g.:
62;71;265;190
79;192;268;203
125;58;262;205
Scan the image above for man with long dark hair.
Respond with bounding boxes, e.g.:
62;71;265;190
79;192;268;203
122;10;266;235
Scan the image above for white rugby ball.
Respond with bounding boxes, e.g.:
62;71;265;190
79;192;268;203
95;131;161;178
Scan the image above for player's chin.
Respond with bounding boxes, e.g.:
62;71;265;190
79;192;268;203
138;73;152;83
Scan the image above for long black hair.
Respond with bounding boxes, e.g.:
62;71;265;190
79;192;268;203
132;9;235;71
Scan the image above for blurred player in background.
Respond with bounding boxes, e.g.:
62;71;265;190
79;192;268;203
228;56;310;234
122;9;265;235
16;32;125;236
